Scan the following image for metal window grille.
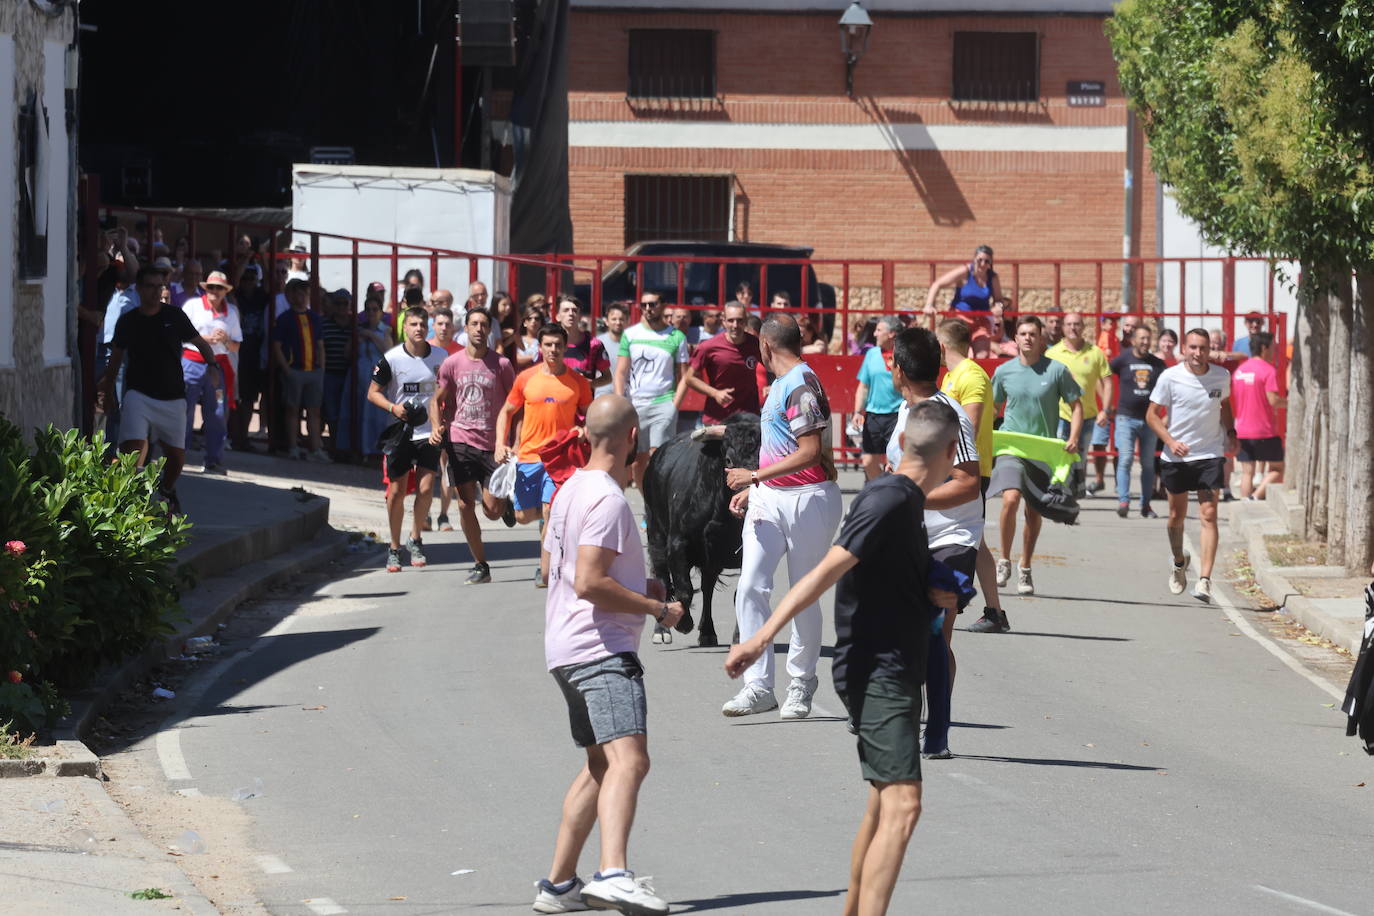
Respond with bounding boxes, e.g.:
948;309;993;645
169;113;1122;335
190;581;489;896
623;175;732;248
952;31;1039;102
628;29;716;99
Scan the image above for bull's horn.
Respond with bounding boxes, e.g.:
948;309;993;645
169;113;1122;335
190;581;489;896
691;425;727;441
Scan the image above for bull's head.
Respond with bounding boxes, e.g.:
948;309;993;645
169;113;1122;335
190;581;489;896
692;412;761;469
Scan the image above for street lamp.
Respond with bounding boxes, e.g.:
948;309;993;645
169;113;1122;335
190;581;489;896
838;1;873;98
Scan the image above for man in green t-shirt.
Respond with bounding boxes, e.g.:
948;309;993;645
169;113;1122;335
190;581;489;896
990;316;1083;595
614;291;690;488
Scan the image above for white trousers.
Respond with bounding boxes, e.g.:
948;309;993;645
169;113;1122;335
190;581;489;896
735;480;843;689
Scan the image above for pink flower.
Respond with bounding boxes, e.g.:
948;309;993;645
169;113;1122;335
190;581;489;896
4;541;25;556
6;670;21;684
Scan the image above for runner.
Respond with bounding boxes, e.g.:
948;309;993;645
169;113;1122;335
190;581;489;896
1108;323;1167;518
496;322;594;587
682;302;762;423
883;327;981;758
854;316;904;480
367;306;448;573
550;295;611;388
1231;331;1286;500
721;314;842;719
1046;312;1111;498
1146;328;1237;603
725;400;962;916
990;316;1084;596
534;395;682;916
430;307;516;585
936;319;1009;633
614;292;689;489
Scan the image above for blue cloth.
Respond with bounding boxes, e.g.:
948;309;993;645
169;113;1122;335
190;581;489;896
182;357;225;464
1114;414;1159;507
514;461;555;511
272;308;323;370
927;558;977;612
856;346;903;414
951;266;993;312
923;617;951;756
336;324;390;454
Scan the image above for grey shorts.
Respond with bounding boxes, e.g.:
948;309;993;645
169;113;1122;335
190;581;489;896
635;399;677;452
283;367;324;408
551;652;647;748
120;390;185;449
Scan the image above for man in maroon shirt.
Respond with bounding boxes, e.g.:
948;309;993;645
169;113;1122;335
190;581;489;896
683;303;763;423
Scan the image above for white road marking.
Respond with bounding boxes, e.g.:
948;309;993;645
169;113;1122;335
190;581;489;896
255;854;293;874
263;615;298;638
1253;885;1360;915
174;787;202;797
156;728;192;781
1182;532;1344;702
304;898;346;915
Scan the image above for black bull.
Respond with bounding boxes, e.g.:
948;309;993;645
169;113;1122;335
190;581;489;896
642;412;761;647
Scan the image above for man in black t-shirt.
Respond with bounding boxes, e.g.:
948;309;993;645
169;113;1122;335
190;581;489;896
1107;324;1167;519
97;265;220;516
725;400;961;916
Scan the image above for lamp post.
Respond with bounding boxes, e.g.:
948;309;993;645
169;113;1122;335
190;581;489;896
838;1;873;98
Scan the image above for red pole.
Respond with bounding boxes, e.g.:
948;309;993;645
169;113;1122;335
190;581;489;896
1095;262;1103;314
1052;262;1061;312
508;260;518;304
594;258;604;319
842;262;850;352
1222;256;1236;344
676;260;685;309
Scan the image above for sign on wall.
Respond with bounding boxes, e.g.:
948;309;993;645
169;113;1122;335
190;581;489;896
1066;80;1106;107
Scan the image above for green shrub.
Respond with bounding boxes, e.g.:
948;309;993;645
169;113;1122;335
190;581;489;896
0;419;190;730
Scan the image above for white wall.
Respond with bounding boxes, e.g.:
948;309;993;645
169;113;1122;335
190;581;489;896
292;165;512;304
42;39;67;366
0;34;15;369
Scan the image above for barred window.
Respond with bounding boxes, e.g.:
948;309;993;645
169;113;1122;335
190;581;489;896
624;175;731;247
952;32;1039;102
628;30;716;99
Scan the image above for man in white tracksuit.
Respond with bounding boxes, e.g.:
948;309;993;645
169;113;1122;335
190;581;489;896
722;314;842;719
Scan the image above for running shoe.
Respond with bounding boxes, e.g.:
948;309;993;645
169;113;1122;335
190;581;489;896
780;675;818;719
406;537;427;568
995;558;1012;587
464;562;491;585
437;514;454;531
158;486;182;519
721;683;778;717
1017;566;1035;595
1193;576;1213;603
1117;501;1129;518
306;448;333;463
532;876;590;913
202;462;228;476
286;446;304;460
1169;550;1190;595
580;872;668;916
1222;490;1236;502
386;548;402;573
967;608;1010;633
502;503;517;528
1140;505;1158;519
651;624;672;644
1086;481;1105;497
922;748;953;760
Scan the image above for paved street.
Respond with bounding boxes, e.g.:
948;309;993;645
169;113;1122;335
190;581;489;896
106;471;1372;916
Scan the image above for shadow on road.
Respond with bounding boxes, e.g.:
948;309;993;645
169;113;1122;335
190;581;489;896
995;630;1133;642
672;888;847;911
952;754;1161;771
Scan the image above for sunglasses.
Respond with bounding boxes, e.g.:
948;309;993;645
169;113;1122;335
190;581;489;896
206;284;228;291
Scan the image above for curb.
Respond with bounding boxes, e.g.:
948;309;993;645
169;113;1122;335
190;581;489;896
1228;500;1362;655
179;487;330;582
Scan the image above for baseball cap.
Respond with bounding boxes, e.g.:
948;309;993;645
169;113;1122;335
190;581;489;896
330;287;352;302
367;281;387;296
152;256;174;273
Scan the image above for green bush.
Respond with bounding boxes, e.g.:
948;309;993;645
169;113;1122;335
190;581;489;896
0;419;190;731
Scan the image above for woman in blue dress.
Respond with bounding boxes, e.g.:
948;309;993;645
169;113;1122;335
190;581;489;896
336;293;393;459
922;245;1009;358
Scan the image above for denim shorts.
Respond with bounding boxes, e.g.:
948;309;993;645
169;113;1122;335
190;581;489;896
513;461;556;511
551;652;648;748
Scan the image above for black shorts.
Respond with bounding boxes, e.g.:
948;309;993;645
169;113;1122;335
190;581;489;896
933;544;978;614
445;440;497;487
852;675;923;785
861;411;899;456
385;437;442;479
1159;457;1226;494
1238;436;1284;463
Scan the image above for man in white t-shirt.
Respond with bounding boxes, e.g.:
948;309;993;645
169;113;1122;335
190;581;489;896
181;270;243;475
1147;328;1237;604
883;327;983;759
534;395;683;916
614;292;689;488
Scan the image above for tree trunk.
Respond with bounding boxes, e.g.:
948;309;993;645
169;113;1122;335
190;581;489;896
1343;269;1374;575
1326;271;1353;566
1294;269;1332;541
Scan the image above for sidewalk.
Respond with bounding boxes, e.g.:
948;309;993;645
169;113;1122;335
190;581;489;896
0;447;353;915
1228;483;1369;654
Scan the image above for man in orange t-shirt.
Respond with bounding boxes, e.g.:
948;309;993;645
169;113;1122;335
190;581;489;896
495;322;593;586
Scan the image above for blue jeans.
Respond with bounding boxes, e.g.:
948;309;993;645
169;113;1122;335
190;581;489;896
1057;417;1095;494
182;357;226;465
1113;415;1158;506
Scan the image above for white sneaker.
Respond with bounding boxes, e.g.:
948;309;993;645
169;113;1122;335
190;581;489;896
533;877;590;913
1169;551;1191;595
1192;576;1213;603
995;558;1012;587
651;624;672;645
1016;566;1034;595
580;872;668;916
721;682;777;717
779;676;817;719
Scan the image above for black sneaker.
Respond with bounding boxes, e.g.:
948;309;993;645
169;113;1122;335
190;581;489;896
967;610;1007;633
158;486;182;518
1117;501;1129;518
464;562;491;585
1140;505;1158;519
502;503;516;528
437;514;454;531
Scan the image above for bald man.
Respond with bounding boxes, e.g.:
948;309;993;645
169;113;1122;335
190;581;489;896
535;394;683;916
468;281;488;310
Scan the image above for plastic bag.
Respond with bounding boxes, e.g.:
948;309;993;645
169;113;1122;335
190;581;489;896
487;457;517;500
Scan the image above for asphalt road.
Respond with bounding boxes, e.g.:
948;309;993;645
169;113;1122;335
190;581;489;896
127;472;1374;916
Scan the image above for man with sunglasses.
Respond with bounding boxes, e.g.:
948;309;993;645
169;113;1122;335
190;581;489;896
98;265;221;516
614;292;689;489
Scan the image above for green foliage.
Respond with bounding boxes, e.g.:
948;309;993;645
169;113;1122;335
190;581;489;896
0;418;190;731
128;889;173;900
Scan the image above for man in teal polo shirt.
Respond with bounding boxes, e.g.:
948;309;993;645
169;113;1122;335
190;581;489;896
853;316;905;479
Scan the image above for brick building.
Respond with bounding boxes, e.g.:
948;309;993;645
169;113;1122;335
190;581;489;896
0;2;79;435
566;0;1158;311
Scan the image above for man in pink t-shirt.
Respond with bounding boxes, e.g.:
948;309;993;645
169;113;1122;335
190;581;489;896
1231;332;1287;500
534;395;684;916
429;308;515;585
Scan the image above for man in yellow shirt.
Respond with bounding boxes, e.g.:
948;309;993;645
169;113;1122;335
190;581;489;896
1047;312;1111;497
936;319;1007;634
